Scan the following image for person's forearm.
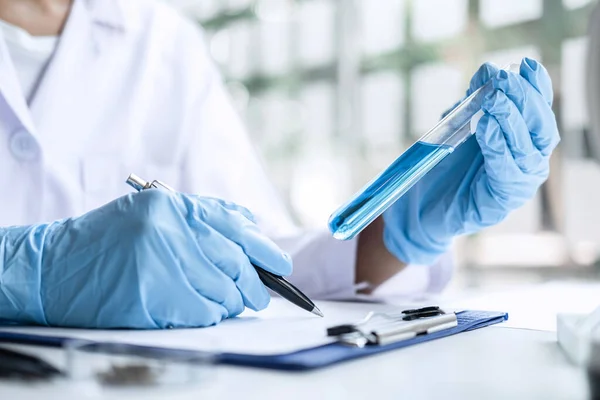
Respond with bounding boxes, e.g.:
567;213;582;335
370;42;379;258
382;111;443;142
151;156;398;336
355;216;407;293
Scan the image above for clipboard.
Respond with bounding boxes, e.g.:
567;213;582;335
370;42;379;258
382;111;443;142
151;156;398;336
0;310;507;371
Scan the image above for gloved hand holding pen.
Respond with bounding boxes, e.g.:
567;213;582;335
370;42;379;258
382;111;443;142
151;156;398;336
0;190;292;329
383;58;560;265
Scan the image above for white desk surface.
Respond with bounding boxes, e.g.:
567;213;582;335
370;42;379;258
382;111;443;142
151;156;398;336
0;282;595;400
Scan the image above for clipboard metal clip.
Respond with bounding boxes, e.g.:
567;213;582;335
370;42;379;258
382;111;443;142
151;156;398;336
327;306;458;348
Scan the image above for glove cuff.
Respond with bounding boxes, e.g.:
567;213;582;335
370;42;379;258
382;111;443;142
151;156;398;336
0;225;49;325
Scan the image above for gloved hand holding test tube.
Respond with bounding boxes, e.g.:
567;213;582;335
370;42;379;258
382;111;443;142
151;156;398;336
329;63;522;241
331;58;560;266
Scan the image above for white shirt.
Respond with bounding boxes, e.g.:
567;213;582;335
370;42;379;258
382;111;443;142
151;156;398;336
0;20;58;102
0;0;451;301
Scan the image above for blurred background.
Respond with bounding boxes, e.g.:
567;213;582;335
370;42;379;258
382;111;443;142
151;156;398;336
169;0;599;290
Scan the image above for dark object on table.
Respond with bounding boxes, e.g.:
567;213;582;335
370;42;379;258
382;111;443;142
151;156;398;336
0;346;62;381
589;369;600;400
97;363;161;386
587;341;600;400
588;341;600;400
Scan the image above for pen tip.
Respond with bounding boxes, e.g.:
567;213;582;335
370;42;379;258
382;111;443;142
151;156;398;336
312;307;324;318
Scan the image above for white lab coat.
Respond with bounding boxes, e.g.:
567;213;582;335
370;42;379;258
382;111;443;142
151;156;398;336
0;0;452;298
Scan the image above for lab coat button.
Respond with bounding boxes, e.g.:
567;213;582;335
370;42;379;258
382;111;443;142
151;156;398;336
9;130;39;161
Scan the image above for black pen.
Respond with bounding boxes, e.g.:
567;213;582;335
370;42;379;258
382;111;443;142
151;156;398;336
125;173;324;318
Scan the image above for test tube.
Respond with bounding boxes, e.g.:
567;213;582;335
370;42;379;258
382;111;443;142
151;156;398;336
328;64;520;241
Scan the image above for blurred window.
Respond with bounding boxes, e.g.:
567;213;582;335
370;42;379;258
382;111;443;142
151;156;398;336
564;0;594;10
359;0;405;56
299;82;335;150
411;63;463;137
480;0;543;28
480;46;542;68
412;0;468;42
361;72;404;152
174;0;222;20
561;37;589;134
258;19;291;76
298;0;335;68
171;0;596;243
226;0;252;13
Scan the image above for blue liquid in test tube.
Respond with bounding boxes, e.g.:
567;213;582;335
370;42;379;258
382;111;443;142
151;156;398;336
328;63;520;241
329;142;453;240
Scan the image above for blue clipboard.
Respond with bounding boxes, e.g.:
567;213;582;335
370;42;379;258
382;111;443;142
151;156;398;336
0;310;507;371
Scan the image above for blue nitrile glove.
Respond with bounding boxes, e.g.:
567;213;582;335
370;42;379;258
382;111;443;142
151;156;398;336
383;58;560;265
0;190;292;329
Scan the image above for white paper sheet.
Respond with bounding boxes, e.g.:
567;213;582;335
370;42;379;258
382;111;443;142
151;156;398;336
10;282;589;354
357;281;600;332
440;282;600;332
0;299;419;355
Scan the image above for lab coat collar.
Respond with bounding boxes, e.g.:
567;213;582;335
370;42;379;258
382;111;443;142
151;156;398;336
0;0;131;139
28;0;122;137
84;0;129;33
0;33;35;134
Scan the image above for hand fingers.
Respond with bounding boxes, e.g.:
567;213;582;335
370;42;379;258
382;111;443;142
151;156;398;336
135;191;245;320
481;91;547;178
219;200;256;223
491;70;560;157
197;225;271;311
178;195;271;311
103;246;229;328
151;294;229;328
196;199;293;277
519;57;553;106
467;62;500;96
189;195;256;223
177;221;246;317
474;113;530;207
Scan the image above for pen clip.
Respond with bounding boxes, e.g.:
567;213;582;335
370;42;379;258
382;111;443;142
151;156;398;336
149;180;175;192
126;173;175;192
